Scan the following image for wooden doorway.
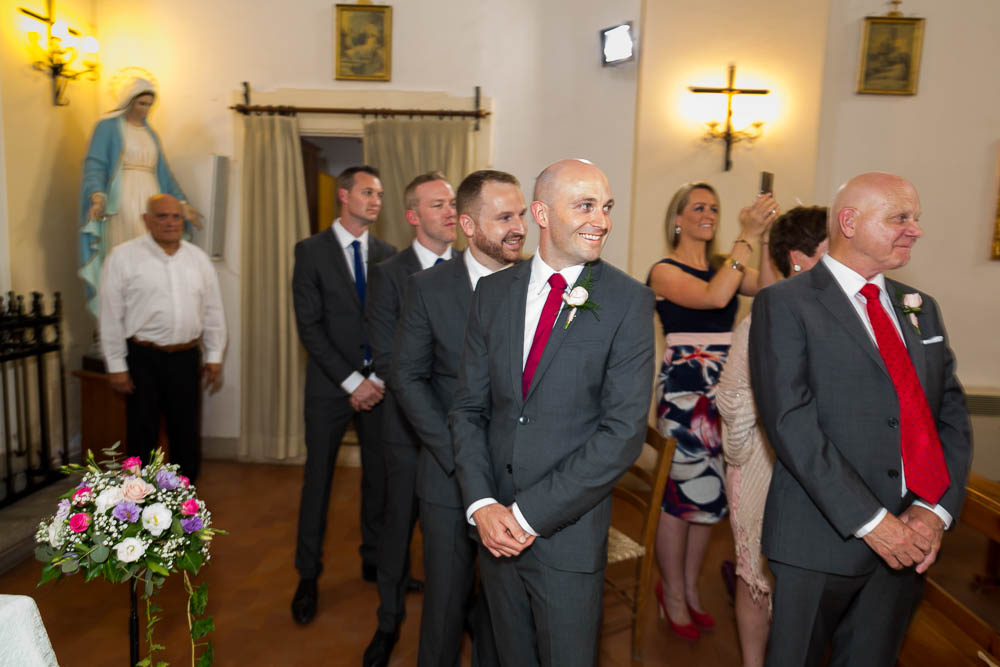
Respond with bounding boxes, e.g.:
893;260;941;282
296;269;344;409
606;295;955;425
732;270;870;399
300;136;364;236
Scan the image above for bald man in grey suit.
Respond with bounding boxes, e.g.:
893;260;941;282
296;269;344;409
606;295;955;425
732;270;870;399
451;160;655;666
750;172;971;666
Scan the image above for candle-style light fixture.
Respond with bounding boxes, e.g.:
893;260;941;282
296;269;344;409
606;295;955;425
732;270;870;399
688;64;769;171
19;0;100;106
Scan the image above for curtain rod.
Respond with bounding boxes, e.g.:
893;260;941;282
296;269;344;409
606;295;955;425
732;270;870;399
232;83;490;129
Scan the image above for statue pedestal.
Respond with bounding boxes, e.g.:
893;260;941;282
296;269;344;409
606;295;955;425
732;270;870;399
72;370;168;455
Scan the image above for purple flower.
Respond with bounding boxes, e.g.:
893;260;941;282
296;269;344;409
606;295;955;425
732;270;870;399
180;516;203;534
155;470;180;491
112;501;140;523
55;499;71;521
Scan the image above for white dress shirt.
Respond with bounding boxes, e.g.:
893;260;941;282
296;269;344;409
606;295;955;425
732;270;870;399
99;234;226;374
821;254;952;536
330;220;385;394
463;248;513;291
411;239;452;270
466;251;585;537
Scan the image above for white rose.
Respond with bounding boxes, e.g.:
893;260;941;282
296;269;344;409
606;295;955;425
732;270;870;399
95;486;124;515
902;292;922;309
141;503;172;536
121;477;155;503
47;522;65;549
564;286;589;307
115;537;146;563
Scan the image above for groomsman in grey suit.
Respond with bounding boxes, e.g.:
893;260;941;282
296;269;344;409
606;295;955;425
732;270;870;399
290;166;396;625
451;159;655;666
394;169;526;667
750;172;971;666
362;171;456;666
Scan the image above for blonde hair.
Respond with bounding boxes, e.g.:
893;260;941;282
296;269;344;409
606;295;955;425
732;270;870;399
665;182;720;265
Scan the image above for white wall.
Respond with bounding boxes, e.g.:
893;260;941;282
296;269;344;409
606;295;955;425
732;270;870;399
814;0;1000;388
629;0;833;284
93;0;640;440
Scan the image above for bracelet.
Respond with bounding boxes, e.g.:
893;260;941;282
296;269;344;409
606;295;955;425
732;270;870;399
733;238;753;253
728;257;745;273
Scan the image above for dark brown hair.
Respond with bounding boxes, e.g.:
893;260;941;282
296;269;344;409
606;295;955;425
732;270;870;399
768;206;828;277
456;170;520;217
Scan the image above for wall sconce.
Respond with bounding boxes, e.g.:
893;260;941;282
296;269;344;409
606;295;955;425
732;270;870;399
19;0;100;106
600;22;635;66
688;64;769;171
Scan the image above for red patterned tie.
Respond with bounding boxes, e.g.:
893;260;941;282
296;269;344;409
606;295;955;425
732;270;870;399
859;283;949;504
522;273;568;399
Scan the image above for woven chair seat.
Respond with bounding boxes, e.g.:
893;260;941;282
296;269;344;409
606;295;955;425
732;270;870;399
607;526;644;564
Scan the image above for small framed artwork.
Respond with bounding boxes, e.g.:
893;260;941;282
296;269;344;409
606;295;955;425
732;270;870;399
335;4;392;82
857;16;925;95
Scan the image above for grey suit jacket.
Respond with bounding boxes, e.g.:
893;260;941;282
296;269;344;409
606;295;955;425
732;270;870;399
393;252;473;508
749;260;972;576
367;245;423;445
450;258;656;573
292;229;397;400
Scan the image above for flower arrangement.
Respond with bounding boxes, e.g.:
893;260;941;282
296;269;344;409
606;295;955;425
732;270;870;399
35;445;222;666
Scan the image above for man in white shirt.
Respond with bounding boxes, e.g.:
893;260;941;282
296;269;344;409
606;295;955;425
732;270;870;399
290;165;397;626
749;172;971;666
393;169;527;667
362;171;456;665
99;194;226;483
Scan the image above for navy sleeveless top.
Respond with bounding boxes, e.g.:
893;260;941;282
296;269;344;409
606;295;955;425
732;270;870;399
648;258;738;335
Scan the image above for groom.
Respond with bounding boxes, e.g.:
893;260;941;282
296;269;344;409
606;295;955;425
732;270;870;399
450;159;655;666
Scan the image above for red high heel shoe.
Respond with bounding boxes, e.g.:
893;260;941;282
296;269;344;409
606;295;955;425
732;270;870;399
687;603;715;629
655;580;699;641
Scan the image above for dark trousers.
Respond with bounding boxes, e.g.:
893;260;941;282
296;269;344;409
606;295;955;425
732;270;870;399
295;395;384;579
767;559;924;667
125;341;201;482
418;501;499;667
375;438;420;631
477;545;602;667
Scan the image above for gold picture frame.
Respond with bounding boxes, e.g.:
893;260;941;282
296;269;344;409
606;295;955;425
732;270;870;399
335;4;392;82
857;16;924;95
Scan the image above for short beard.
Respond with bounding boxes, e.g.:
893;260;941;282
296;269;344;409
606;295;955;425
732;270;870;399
473;231;521;266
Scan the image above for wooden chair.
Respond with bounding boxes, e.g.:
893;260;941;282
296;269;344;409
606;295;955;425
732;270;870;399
603;424;675;662
897;472;1000;667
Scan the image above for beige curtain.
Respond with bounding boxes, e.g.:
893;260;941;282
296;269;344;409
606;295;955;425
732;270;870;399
363;118;477;250
239;115;310;462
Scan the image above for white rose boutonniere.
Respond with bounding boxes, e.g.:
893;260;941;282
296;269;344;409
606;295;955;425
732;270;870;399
563;264;600;329
897;289;923;334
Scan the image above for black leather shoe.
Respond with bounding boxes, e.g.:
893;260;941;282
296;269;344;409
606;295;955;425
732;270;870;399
362;561;378;583
406;576;424;594
291;578;317;625
362;627;400;667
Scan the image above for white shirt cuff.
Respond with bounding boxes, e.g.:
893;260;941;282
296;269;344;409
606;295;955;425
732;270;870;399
204;349;224;364
369;372;385;389
341;371;365;395
105;358;128;374
511;502;539;537
912;500;953;530
466;497;499;525
854;507;887;538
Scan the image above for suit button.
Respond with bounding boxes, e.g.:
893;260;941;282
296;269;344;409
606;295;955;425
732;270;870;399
888;417;899;428
888;468;900;479
518;416;530;425
506;464;513;474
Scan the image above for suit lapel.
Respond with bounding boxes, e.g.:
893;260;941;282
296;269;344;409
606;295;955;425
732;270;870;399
507;261;531;403
887;279;928;389
326;230;360;308
523;261;603;403
400;245;422;275
812;262;888;378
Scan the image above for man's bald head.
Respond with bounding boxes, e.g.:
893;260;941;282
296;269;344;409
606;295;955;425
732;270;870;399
144;194;185;253
532;159;601;206
828;171;922;279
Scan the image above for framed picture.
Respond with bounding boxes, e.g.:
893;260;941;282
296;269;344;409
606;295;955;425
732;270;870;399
857;16;925;95
335;4;392;82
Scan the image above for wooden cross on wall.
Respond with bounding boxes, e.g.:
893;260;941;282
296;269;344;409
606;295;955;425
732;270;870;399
688;64;769;171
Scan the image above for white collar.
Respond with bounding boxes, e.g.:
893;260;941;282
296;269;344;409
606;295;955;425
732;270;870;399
411;239;452;270
822;254;887;299
528;251;585;295
331;219;369;249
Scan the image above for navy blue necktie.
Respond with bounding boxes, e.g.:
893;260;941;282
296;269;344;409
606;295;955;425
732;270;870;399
351;240;371;363
434;257;445;266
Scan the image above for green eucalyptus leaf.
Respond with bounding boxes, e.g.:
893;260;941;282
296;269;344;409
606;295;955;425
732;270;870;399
144;577;153;598
60;559;79;574
35;545;54;562
146;559;170;576
91;545;110;563
92;532;109;547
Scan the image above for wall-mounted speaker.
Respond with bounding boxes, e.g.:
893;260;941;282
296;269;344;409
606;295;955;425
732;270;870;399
188;154;229;261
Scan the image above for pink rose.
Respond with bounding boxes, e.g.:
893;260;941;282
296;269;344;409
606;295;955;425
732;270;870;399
69;513;91;533
122;457;143;474
180;499;200;516
902;292;922;310
72;487;93;506
177;475;191;489
121;477;155;503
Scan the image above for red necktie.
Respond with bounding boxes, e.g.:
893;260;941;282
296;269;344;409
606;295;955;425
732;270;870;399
859;283;949;504
522;273;567;399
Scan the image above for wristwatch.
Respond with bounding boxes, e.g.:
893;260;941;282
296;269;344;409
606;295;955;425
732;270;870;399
729;258;745;273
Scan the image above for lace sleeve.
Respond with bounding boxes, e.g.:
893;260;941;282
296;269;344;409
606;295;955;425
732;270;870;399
718;317;758;467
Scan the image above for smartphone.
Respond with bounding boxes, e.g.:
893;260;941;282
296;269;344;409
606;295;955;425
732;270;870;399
760;171;774;194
